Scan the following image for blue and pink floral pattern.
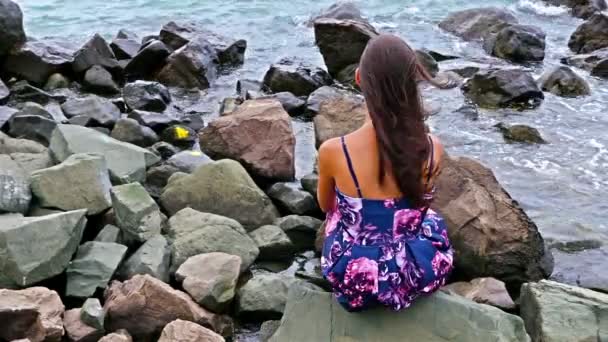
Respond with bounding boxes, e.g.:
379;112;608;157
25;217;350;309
321;191;454;311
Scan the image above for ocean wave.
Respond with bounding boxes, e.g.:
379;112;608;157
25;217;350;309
516;0;569;16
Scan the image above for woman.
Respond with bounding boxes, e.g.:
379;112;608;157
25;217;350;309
318;34;454;312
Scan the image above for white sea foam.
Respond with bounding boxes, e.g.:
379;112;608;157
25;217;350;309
516;0;569;16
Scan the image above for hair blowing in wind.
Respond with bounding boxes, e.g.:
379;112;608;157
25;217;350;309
358;34;434;207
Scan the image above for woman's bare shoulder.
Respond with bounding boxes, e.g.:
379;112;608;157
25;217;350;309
318;137;343;172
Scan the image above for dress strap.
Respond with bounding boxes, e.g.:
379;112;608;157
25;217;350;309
340;136;363;198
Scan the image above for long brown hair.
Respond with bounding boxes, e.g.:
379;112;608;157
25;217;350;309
358;34;434;207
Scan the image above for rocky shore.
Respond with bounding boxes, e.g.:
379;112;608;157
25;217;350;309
1;0;607;341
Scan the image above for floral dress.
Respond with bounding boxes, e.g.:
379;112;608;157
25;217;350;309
321;137;454;312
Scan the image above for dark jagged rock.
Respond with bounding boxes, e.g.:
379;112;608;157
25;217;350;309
542;0;607;19
569;14;608;53
439;7;518;41
562;47;608;79
111;30;141;60
539;66;591;97
484;24;546;63
61;95;121;127
9;81;64;105
495;123;547;144
157;36;219;90
123;81;171;112
111;118;159;147
267;182;317;215
259;92;306;117
300;173;318;198
311;2;364;23
3;39;75;85
128;110;181;132
73;34;120;74
274;215;322;251
7;111;57;145
249;225;295;261
263;58;333;97
0;0;26;57
83;65;120;94
462;69;544;109
124;40;171;81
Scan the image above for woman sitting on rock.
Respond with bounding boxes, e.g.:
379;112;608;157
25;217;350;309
318;34;454;312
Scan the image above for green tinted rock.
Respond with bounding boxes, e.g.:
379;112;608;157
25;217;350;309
94;225;121;243
0;155;31;214
249;225;295;261
111;183;162;244
81;298;105;330
117;235;171;283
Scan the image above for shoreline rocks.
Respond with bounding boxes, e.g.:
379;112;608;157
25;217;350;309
462;69;544;109
568;14;608;54
0;0;26;57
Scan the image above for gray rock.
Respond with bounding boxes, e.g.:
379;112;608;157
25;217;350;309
300;173;318;198
4;39;75;85
175;252;241;312
0;130;47;154
270;286;530;342
267;182;317;215
7;112;57;146
550;245;608;293
61;95;121;127
83;65;120;94
442;277;516;310
166;150;213;173
274;215;322;251
157;36;218;90
94;224;121;243
259;320;281;342
144;164;180;198
495;123;546;144
568;13;608;54
111;118;159;147
31;153;112;215
123;81;171;112
44;73;70;91
439;7;518;41
66;241;128;298
262;58;333;97
72;34;120;74
463;69;544;109
124;40;171;81
64;307;104;342
111;34;141;60
160;159;279;230
128;110;181;132
0;105;17;129
0;79;8;103
117;235;171;283
484;24;546;63
166;208;259;272
0;155;31;214
111;182;162;244
259;92;306;117
9;81;64;105
539;66;591;97
520;280;608;342
249;225;295;261
0;0;26;57
49;124;161;184
9;152;53;174
81;298;105;330
0;210;87;288
562;46;608;79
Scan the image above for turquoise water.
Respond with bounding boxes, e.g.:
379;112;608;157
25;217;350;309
14;0;608;242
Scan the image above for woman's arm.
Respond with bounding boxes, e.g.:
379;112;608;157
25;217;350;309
429;135;445;184
317;140;337;213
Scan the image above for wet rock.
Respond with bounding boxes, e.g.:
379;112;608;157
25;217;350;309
267;182;317;215
0;105;17;129
63;308;104;342
7;111;57;146
8;81;63;105
4;39;75;85
539;65;591;97
415;50;439;77
520;280;608;342
73;34;120;74
568;13;608;53
270;286;530;342
0;131;46;154
314;18;378;77
159;319;225;342
61;95;121;127
484;24;546;63
443;278;515;310
311;2;364;23
123;81;171;112
0;0;25;57
462;69;544;109
249;225;295;261
432;156;551;291
0;155;31;214
30;153;112;215
166;150;213;173
117;235;171;283
0;210;87;288
161;124;197;149
275;215;322;251
66;241;128;298
111;182;162;244
44;73;70;91
124;40;171;80
81;298;104;331
263;58;333;97
200;99;296;181
149;141;180;160
10;152;53;174
95;224;121;243
83;65;119;94
157;36;218;90
543;0;607;19
300;173;319;198
166;208;259;272
495;123;546;144
311;87;367;146
175;252;241;313
0;287;64;342
111;118;159;147
104;274;225;339
98;330;132;342
49;124;160;184
128;109;181;132
439;7;518;41
550;245;608;293
562;46;608;79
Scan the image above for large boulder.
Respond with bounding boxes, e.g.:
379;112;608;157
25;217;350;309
0;0;26;57
157;36;218;90
60;95;121;127
0;154;32;213
49;124;161;184
111;118;159;147
160;159;279;229
104;274;229;339
30;153;112;215
262;58;332;97
311;87;367;147
158;320;225;342
166;208;259;272
462;69;544;109
432;156;551;291
520;280;608;342
439;7;518;41
0;210;87;288
4;39;75;85
199;99;295;181
484;24;546;63
443;277;516;310
111;182;162;244
539;65;591;97
562;46;608;79
72;34;120;74
542;0;607;19
117;235;171;282
270;286;530;341
65;241;128;298
123;81;171;112
569;14;608;54
0;287;64;342
175;252;241;313
313;18;378;77
124;40;171;81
